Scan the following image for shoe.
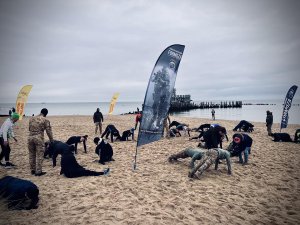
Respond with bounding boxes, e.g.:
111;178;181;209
0;162;4;166
4;162;12;169
7;162;16;167
35;172;46;176
31;170;35;175
103;168;110;176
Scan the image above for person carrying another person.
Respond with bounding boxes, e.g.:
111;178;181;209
28;108;54;176
232;133;253;165
233;120;254;132
188;148;232;179
266;110;273;136
93;108;104;135
66;135;88;154
168;147;207;169
0;113;19;168
101;124;121;143
94;137;114;165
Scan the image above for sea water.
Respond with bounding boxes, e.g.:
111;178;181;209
0;100;299;125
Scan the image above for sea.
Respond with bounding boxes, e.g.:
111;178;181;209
0;100;299;125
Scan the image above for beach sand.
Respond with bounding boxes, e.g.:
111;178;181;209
0;115;299;225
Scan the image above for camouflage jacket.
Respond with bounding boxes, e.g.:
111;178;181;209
28;114;53;141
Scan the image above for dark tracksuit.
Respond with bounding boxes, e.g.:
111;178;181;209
44;140;74;167
232;133;253;164
66;136;87;153
95;140;114;165
202;127;224;149
120;130;134;141
101;124;121;143
233;120;254;132
0;176;39;210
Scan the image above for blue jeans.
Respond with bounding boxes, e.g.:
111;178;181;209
239;147;250;163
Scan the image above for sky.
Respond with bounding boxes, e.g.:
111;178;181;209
0;0;299;103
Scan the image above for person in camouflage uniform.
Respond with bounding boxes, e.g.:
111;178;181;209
188;148;232;179
28;108;53;176
168;147;207;169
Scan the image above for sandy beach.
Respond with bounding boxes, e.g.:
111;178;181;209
0;115;299;225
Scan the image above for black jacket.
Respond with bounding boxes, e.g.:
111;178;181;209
93;111;103;123
95;140;113;164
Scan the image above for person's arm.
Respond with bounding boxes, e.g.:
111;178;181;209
226;152;232;175
52;150;58;167
2;122;9;144
45;119;54;142
189;153;201;169
74;142;78;153
214;158;219;170
83;140;87;153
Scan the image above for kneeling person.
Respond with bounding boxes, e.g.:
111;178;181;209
94;137;114;165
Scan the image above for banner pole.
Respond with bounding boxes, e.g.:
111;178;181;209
133;146;138;170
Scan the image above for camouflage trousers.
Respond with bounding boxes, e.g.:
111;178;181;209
28;136;45;174
189;149;218;179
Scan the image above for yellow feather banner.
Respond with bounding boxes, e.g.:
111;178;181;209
15;85;33;120
108;93;120;115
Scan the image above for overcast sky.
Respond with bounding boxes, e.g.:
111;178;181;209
0;0;299;103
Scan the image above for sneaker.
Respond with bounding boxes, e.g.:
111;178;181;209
35;172;46;176
7;162;16;167
5;162;12;169
103;168;110;176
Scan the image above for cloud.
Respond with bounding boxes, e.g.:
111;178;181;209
0;0;299;103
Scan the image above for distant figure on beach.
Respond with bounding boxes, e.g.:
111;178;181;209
211;108;215;120
168;147;207;169
0;113;19;168
232;133;253;165
0;176;39;210
28;108;54;176
135;111;142;130
66;135;88;154
93;108;104;135
233;120;254;132
120;128;135;141
101;124;121;143
94;137;114;165
266;110;273;136
188;148;232;179
60;144;110;178
198;126;228;149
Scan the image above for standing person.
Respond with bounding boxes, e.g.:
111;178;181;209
28;108;54;176
211;108;215;120
93;108;104;135
0;113;19;168
266;110;273;136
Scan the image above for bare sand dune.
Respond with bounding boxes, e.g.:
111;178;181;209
0;115;299;224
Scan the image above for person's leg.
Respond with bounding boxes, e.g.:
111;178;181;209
244;147;250;164
99;122;102;135
233;121;242;131
239;151;244;163
193;150;218;179
35;138;45;175
95;122;98;134
4;144;11;164
28;138;37;174
101;127;109;138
